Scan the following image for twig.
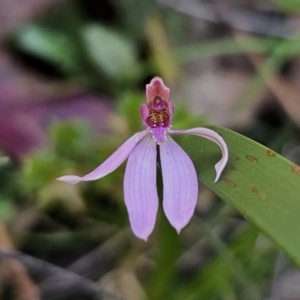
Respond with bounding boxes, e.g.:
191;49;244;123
40;229;132;298
0;221;40;300
157;0;298;38
0;247;123;300
68;229;132;280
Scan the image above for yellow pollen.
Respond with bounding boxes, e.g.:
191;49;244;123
146;108;169;128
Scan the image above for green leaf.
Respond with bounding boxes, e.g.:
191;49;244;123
274;0;300;12
82;24;136;79
180;126;300;266
15;24;75;71
0;197;16;222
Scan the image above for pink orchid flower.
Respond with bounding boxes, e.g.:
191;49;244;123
57;77;228;241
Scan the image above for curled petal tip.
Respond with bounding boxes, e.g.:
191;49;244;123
169;127;229;183
57;175;82;185
213;152;228;183
214;160;223;183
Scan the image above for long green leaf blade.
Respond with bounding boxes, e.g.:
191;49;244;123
180;126;300;266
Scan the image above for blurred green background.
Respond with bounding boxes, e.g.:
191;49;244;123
1;0;300;299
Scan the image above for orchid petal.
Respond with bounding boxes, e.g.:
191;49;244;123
160;136;198;233
57;130;149;184
169;128;228;183
124;134;158;241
